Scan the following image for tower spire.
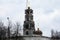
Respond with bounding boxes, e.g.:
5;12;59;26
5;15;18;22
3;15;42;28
23;0;35;35
26;0;30;8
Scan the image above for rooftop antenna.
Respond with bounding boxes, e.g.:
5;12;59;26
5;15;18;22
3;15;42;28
26;0;30;9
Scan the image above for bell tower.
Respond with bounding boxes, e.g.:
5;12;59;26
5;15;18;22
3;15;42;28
23;0;35;35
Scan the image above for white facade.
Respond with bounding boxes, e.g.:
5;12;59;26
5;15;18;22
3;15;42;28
23;35;51;40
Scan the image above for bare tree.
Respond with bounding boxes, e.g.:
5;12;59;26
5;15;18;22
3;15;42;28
51;29;60;40
0;20;7;40
51;29;54;38
7;17;13;40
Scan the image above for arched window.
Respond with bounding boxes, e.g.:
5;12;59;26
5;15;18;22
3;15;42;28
26;31;29;35
25;24;29;29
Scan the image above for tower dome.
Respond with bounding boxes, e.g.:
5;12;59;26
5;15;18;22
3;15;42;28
34;28;42;35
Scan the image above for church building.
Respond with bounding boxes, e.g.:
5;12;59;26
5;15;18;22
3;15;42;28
23;7;42;36
22;0;51;40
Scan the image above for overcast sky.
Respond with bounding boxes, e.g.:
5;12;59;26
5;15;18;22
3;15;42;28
0;0;60;37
